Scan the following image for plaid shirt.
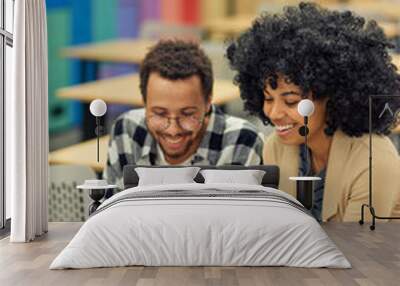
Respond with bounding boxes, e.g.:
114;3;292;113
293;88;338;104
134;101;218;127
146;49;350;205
103;106;264;190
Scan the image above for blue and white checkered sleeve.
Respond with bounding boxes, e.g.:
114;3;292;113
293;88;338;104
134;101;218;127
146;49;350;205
218;117;264;165
102;119;125;191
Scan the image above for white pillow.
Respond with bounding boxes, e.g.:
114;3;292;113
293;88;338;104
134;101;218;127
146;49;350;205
200;169;266;185
135;167;201;186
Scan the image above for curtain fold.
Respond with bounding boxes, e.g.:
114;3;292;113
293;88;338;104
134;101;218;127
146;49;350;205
7;0;49;242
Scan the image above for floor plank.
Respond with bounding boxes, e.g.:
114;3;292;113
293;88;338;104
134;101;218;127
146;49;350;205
0;222;399;286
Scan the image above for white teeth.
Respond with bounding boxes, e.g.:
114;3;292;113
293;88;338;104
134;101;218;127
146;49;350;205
165;137;184;144
276;124;294;131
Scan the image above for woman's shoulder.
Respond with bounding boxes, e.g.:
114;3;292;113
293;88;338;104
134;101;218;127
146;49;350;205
333;130;399;171
336;130;398;157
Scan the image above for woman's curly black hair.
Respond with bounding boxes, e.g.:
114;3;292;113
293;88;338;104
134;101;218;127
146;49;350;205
227;2;400;136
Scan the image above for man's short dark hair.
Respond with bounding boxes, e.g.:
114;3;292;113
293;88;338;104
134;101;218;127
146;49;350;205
140;40;213;102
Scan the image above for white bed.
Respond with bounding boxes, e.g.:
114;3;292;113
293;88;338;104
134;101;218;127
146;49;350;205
50;183;351;269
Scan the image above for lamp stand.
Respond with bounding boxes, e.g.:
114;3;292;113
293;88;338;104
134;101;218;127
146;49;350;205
291;114;321;210
95;116;103;162
359;95;400;230
290;176;320;210
304;116;309;175
88;188;107;215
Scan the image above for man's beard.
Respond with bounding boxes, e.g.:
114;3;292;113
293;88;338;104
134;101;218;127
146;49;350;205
154;124;206;161
158;133;194;159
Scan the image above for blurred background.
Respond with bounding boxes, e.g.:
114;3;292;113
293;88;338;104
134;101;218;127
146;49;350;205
45;0;400;222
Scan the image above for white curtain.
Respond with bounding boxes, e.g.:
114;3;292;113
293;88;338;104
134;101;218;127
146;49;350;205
7;0;49;242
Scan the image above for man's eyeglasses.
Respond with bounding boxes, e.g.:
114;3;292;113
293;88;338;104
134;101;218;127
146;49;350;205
147;113;206;132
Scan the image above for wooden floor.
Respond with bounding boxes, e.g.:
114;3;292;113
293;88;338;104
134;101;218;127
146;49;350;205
0;222;399;286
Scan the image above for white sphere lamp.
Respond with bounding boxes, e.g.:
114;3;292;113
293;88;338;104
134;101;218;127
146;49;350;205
289;98;320;211
297;99;315;138
297;99;314;117
78;99;116;215
90;99;107;117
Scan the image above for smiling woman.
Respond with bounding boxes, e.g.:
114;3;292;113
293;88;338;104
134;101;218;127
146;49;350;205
262;76;329;153
227;2;400;222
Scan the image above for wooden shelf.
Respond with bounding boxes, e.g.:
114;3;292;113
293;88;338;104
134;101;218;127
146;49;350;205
57;73;240;106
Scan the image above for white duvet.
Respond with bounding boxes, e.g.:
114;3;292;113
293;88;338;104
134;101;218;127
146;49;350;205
50;183;351;269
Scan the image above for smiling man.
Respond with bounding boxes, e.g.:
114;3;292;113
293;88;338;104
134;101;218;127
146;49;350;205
103;40;264;190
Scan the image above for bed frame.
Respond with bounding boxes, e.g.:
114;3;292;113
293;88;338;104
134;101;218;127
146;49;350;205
123;165;280;190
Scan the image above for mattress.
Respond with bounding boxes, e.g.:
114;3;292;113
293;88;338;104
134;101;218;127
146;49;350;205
50;183;351;269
